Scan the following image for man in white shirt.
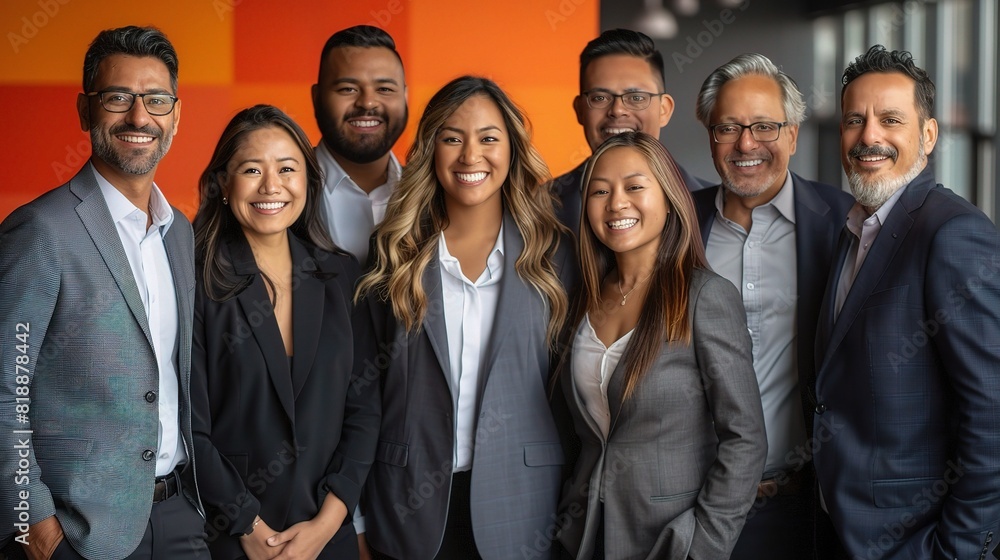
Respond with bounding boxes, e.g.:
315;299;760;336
0;26;204;560
312;25;407;266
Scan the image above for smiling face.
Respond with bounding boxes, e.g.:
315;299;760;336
841;71;937;210
434;94;511;215
709;74;797;201
575;54;674;152
585;146;669;259
225;126;308;246
77;54;180;182
312;45;407;164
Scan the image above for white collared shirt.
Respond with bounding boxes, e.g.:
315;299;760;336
92;163;185;477
706;172;805;473
315;142;401;265
572;314;633;439
438;225;504;472
834;184;908;320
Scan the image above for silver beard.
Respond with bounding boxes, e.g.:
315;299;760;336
847;140;925;210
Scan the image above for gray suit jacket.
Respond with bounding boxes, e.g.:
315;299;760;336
0;166;202;560
558;269;766;560
362;211;575;560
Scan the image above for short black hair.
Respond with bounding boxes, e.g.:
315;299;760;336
318;25;402;82
842;44;935;121
579;28;665;92
83;26;178;93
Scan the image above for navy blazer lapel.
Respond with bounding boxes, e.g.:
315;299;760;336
693;186;719;247
820;177;928;372
791;175;833;371
421;247;453;391
229;238;296;422
289;237;325;400
70;170;154;351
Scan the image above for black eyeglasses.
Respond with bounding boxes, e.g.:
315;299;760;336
85;90;179;116
582;90;664;111
710;121;788;143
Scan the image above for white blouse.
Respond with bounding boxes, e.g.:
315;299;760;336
571;314;634;439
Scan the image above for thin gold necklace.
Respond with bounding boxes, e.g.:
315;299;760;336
617;272;653;306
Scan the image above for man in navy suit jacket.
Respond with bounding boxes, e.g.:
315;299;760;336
691;53;853;560
814;45;1000;560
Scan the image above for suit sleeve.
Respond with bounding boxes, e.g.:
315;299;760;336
0;207;60;541
924;212;1000;558
190;285;261;537
688;275;767;560
316;278;381;516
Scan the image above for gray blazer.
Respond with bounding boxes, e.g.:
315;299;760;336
0;167;201;560
558;269;766;560
362;211;575;560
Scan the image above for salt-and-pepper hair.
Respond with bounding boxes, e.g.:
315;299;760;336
695;53;806;127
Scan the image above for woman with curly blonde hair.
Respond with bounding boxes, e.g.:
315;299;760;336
355;76;575;560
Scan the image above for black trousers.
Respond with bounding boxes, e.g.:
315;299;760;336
52;492;206;560
369;470;481;560
729;491;813;560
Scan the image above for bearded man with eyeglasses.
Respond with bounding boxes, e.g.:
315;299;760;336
0;26;205;560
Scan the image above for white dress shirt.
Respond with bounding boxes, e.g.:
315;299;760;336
315;142;401;265
438;225;504;472
571;314;633;439
706;172;804;474
93;164;185;477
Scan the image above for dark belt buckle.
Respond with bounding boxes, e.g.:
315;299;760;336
153;472;178;503
757;478;779;499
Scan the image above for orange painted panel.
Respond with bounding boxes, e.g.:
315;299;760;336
0;0;233;84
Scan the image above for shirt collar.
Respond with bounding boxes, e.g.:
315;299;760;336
316;141;402;195
91;161;174;233
845;182;908;238
713;170;796;224
438;221;505;284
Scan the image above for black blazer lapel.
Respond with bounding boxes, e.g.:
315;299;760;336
692;186;720;247
289;237;325;400
228;237;297;422
71;172;155;351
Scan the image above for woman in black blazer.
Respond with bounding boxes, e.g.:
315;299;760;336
192;105;379;560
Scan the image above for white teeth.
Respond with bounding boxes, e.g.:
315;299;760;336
457;172;487;183
351;120;380;128
858;155;888;162
120;135;153;144
608;218;637;229
603;128;636;135
734;159;763;167
252;202;287;210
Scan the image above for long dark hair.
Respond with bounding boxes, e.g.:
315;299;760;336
193;104;336;301
576;132;708;402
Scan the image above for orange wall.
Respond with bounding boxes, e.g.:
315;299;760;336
0;0;598;220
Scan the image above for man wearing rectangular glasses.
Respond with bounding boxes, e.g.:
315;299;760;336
0;26;204;560
690;53;854;560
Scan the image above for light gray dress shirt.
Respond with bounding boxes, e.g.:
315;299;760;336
315;142;401;265
93;164;185;477
705;172;803;473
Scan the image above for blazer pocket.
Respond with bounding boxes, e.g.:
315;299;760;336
224;453;248;478
862;284;910;309
31;436;93;459
651;488;700;503
523;442;565;467
872;476;939;508
375;440;408;467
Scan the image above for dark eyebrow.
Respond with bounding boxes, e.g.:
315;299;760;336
334;77;401;87
439;125;503;135
100;86;173;95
